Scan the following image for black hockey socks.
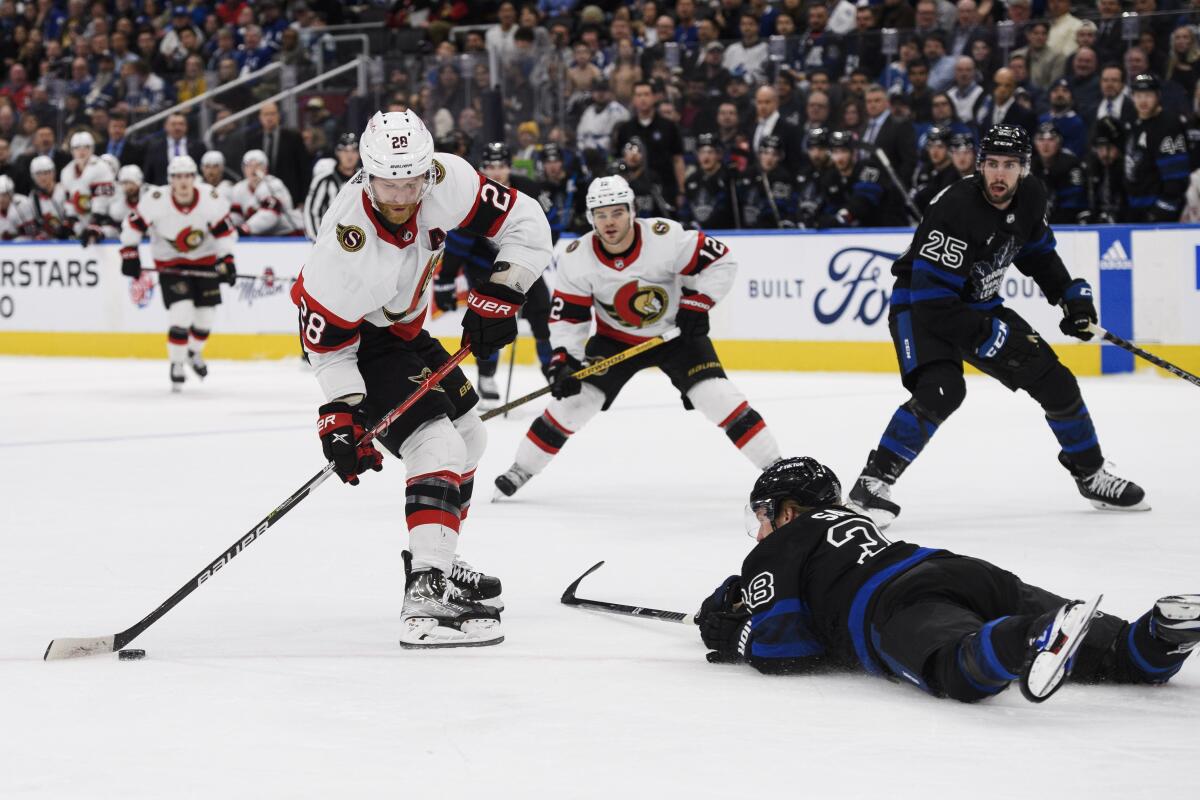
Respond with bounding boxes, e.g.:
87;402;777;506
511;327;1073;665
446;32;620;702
167;325;189;355
1120;611;1190;683
459;468;475;522
405;471;462;534
719;402;765;450
526;410;573;456
1045;399;1103;473
875;400;941;480
940;615;1031;702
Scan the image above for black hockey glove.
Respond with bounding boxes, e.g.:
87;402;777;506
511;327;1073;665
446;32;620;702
317;399;383;486
53;224;74;240
1058;279;1097;342
215;255;238;286
461;281;523;360
676;290;714;338
547;348;583;399
120;246;142;278
975;317;1041;369
697;575;749;664
79;223;105;247
433;280;458;312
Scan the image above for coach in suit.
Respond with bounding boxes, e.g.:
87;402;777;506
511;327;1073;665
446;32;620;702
750;85;806;175
142;112;206;184
975;67;1038;137
254;100;309;205
861;83;918;188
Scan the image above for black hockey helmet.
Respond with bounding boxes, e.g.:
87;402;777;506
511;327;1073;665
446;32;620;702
541;142;564;163
696;132;721;152
335;132;358;151
1035;121;1062;140
1092;117;1124;148
758;134;784;153
807;126;831;148
977;123;1031;175
746;457;842;536
925;125;952;146
949;131;976;151
1131;73;1160;93
481;141;510;167
827;130;856;151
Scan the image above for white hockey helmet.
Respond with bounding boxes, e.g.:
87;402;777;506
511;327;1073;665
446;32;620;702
70;131;95;151
201;150;226;167
31;155;56;176
168;155;198;176
0;175;14;195
99;153;120;177
585;175;636;225
359;110;436;205
312;157;336;180
118;164;144;185
242;149;268;169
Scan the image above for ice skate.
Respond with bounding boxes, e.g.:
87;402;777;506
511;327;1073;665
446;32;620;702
399;568;503;649
1058;454;1150;512
493;464;532;500
170;362;186;393
187;350;208;379
846;455;901;529
1020;594;1102;703
1150;595;1200;654
404;550;503;610
477;373;500;407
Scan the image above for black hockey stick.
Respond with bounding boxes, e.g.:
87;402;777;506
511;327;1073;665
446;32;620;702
44;347;471;660
147;266;291;283
1087;323;1200;388
479;328;680;422
867;147;923;224
561;561;696;625
502;337;518;418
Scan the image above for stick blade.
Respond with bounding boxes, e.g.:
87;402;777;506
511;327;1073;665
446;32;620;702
44;635;116;661
561;561;605;604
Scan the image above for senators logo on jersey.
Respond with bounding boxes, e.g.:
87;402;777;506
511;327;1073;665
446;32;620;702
72;192;92;213
337;224;366;252
170;226;206;252
598;280;669;328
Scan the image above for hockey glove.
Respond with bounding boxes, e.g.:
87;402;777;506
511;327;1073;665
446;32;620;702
1058;279;1097;341
53;224;74;241
547;348;583;399
461;281;523;360
120;246;143;278
697;575;749;664
676;290;714;338
317;400;383;486
975;317;1041;369
433;280;458;312
215;255;238;286
79;224;105;247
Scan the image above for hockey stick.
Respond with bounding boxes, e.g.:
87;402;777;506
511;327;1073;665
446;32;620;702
479;328;681;422
1087;323;1200;388
561;561;696;625
868;147;923;225
147;266;291;283
43;347;471;660
502;337;518;418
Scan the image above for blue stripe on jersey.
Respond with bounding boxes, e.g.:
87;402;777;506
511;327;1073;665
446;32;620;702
849;547;941;676
968;297;1004;311
749;598;827;659
978;616;1020;681
957;645;1007;696
1126;613;1185;681
913;257;966;288
854;181;884;206
891;287;911;306
908;286;960;303
1018;229;1056;258
1127;195;1157;208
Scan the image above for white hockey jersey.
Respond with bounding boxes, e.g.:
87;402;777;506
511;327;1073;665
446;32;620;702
203;179;234;205
107;184;154;233
549;218;737;360
0;194;38;240
27;184;71;239
230;174;303;236
292;152;553;402
120;185;236;268
60;156;116;232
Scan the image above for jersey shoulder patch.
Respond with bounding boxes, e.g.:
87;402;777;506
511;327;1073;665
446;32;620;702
565;239;580;253
336;223;367;253
652;219;670;235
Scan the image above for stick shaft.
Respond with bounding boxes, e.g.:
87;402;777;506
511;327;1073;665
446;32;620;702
148;266;288;282
560;561;696;625
1089;323;1200;388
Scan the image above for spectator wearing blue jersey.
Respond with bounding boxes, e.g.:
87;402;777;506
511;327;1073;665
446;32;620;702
1038;79;1087;157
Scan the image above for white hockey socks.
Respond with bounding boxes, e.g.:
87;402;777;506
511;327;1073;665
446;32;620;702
514;384;605;475
453;412;487;525
189;305;216;355
401;416;466;574
687;378;781;469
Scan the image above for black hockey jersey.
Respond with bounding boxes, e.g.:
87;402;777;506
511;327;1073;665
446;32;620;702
1124;110;1188;221
1084;153;1125;224
683;166;738;229
736;165;798;228
735;507;939;673
909;162;960;214
817;158;904;228
891;175;1073;349
1032;151;1087;225
794;164;828;228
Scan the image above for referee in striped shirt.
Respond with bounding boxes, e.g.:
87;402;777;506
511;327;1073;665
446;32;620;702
303;132;360;240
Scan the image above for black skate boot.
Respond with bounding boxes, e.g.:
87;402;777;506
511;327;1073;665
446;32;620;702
399;567;503;649
1150;595;1200;655
846;451;901;529
493;464;532;499
187;350;208;379
1020;594;1103;703
403;550;503;610
170;362;186;393
1058;453;1150;512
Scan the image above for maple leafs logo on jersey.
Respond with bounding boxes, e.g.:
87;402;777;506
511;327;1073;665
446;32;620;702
337;224;366;252
170;226;205;253
598;280;669;328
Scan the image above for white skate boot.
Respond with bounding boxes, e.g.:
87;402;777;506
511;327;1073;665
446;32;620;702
1020;594;1102;702
170;362;186;393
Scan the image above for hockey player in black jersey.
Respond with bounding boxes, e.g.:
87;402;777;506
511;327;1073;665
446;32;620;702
1032;122;1087;225
434;142;554;399
682;133;738;230
795;127;831;229
617;137;674;219
948;132;977;179
909;125;960;214
845;125;1148;528
535;143;588;241
1082;118;1126;224
735;135;799;229
698;458;1199;703
815;131;904;228
1124;73;1188;222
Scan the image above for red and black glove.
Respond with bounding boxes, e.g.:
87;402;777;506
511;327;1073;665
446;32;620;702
317;400;383;486
120;246;142;278
676;290;715;338
547;348;583;399
461;282;523;359
215;254;238;286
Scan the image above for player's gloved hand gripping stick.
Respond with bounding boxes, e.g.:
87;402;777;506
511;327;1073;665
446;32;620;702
480;328;681;422
43;347;471;661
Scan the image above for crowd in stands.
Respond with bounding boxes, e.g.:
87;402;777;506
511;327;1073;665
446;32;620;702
5;0;1200;241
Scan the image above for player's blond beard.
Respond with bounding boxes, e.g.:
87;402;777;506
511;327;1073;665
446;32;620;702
378;203;417;225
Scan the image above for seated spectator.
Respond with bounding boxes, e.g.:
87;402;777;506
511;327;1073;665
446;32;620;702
1040;79;1088;157
975;66;1037;136
1;64;33;112
948;55;986;123
578;78;630;157
724;13;769;84
175;55;208;103
923;32;957;92
1067;46;1102;120
1167;26;1200;100
797;4;844;77
1014;21;1066;92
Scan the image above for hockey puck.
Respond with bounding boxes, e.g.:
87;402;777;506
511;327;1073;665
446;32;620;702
117;649;146;661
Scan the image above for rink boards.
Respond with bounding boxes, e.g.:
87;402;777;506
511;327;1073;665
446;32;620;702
1;224;1198;375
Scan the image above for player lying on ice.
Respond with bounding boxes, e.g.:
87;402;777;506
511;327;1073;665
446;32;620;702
697;457;1199;703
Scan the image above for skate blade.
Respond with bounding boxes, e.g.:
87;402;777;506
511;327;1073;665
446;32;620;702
399;618;503;649
1088;498;1151;512
1021;594;1103;703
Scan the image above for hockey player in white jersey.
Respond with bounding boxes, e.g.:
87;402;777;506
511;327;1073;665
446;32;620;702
120;155;238;391
494;175;783;498
293;110;552;648
107;164;150;228
27;155;73;240
200;150;233;203
60;131;117;246
0;175;38;240
230;149;303;236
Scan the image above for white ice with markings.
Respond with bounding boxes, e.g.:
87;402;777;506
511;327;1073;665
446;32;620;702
1;355;1196;798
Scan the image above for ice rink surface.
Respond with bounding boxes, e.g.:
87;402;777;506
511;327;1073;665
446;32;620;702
2;355;1197;799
